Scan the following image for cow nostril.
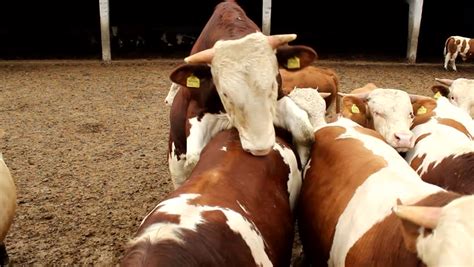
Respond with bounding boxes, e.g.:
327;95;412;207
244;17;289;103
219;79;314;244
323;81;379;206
394;134;401;141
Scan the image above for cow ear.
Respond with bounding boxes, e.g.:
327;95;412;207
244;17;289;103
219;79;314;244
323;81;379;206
276;45;318;70
340;95;370;128
431;85;450;97
169;63;212;89
410;97;437;117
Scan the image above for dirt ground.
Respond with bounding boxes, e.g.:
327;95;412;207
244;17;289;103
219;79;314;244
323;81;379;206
0;58;472;265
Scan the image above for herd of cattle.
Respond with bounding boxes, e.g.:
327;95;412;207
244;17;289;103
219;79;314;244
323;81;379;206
0;0;473;266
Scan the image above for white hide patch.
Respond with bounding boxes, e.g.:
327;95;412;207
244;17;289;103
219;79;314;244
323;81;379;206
432;97;474;136
220;146;227;152
132;194;272;267
0;157;16;241
287;87;327;130
168;143;189;189
416;195;474;267
210;32;279;153
273;142;302;210
326;118;443;267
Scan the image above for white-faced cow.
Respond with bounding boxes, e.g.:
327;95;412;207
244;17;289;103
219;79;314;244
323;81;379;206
339;88;418;152
432;77;474;118
168;0;317;188
279;66;340;116
0;137;16;266
443;35;474;71
297;117;474;266
121;129;302;267
405;96;474;194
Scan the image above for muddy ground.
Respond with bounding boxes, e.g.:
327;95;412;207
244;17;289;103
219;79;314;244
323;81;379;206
0;58;472;265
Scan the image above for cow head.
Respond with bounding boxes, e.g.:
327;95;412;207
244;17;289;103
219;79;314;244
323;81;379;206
433;78;474;118
170;32;316;156
340;89;418;152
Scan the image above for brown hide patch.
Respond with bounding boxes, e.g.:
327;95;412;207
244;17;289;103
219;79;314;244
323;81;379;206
420;152;474;194
469;39;474;58
280;66;339;111
298;125;388;265
461;39;467;53
437;118;473;139
410;153;427;175
355;126;386;142
346;192;460;266
447;38;458;54
341;96;373;128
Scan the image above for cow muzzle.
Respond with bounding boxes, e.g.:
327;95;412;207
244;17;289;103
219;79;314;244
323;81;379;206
393;132;415;152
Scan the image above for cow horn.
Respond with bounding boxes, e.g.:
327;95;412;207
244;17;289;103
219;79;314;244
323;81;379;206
319;92;332;99
435;78;454;86
409;94;434;103
184;48;215;64
337;91;370;100
393;205;442;229
267;34;297;49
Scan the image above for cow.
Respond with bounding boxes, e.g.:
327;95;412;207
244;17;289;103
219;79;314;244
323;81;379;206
443;35;474;71
405;95;474;194
0;134;16;266
431;77;474;118
279;66;340;116
297;117;474;266
121;128;302;267
167;0;318;188
339;88;419;152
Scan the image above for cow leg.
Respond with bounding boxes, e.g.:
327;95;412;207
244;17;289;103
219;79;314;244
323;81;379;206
444;53;451;70
0;242;9;266
185;113;232;173
274;96;315;166
451;52;458;71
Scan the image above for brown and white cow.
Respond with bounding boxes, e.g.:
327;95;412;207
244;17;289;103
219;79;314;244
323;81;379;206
405;96;474;194
279;66;340;115
432;77;474;118
297;117;474;266
121;129;302;267
0;135;16;266
167;0;318;188
444;35;474;71
339;88;417;152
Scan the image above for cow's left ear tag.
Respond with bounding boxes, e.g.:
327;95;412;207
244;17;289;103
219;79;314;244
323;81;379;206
287;56;300;69
433;91;441;100
417;105;427;115
351;104;360;114
186;74;200;88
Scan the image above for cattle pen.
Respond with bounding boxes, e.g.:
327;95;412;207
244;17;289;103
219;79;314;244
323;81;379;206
0;59;473;265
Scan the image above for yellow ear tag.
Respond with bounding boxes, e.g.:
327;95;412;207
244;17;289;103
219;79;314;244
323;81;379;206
287;56;300;69
351;104;360;114
417;105;427;115
186;74;200;88
433;91;442;100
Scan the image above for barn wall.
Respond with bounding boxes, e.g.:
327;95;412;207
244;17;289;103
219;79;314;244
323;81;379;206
0;0;472;61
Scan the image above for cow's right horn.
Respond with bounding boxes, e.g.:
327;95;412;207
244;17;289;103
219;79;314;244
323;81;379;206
184;48;215;64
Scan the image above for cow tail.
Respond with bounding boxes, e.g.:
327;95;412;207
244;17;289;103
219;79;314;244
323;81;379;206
444;37;452;56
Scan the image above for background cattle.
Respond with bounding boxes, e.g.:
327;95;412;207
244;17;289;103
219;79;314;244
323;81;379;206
167;0;318;188
121;129;302;266
406;96;474;194
432;78;474;118
280;66;340;116
443;35;474;71
297;117;473;266
0;132;16;266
